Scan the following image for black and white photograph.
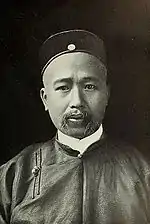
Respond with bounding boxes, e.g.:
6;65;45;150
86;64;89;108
0;0;150;223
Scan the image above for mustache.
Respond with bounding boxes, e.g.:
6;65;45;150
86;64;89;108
63;110;88;120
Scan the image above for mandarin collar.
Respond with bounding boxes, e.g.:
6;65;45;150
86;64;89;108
57;125;103;155
55;132;107;158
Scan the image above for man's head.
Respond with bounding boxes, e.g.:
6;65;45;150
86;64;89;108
39;30;109;139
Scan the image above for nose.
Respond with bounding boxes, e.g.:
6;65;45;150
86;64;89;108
69;86;83;109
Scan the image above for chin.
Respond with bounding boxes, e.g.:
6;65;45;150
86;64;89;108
59;119;100;139
62;127;96;139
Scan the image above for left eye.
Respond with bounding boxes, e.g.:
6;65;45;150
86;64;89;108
84;84;96;90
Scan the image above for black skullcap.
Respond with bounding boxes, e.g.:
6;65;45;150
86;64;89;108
39;29;107;75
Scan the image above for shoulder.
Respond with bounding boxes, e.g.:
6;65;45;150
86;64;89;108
103;136;146;156
0;138;55;221
0;137;55;178
96;135;150;166
103;136;150;173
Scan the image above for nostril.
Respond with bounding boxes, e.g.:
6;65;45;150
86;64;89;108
70;105;84;110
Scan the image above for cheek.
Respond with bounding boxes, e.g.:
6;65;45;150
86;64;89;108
48;100;63;116
87;92;108;114
46;93;68;121
47;102;63;128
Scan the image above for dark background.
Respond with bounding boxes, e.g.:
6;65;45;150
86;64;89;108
0;0;150;165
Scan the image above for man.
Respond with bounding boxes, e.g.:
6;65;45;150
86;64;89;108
0;29;150;224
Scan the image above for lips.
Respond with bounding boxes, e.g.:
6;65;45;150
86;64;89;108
64;111;89;127
68;113;84;119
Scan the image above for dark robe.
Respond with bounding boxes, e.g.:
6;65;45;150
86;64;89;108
0;135;150;224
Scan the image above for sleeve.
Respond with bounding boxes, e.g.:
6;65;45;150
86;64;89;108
0;162;15;224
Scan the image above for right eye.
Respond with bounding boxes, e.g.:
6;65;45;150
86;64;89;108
55;85;70;92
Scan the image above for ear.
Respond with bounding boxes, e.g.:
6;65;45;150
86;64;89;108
40;88;48;111
107;84;110;100
105;84;110;107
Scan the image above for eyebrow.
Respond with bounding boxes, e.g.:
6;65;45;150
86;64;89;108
80;77;99;82
53;77;99;86
53;78;72;86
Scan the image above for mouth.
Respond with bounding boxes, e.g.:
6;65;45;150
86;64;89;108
63;111;89;127
69;114;84;119
67;113;85;121
68;118;84;123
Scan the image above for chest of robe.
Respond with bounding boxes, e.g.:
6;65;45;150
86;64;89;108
1;137;150;224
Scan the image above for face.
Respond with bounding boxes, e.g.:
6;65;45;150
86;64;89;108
40;52;109;139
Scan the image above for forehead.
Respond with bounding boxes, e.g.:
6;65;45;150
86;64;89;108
43;52;106;84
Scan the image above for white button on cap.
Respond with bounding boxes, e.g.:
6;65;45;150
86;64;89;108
67;44;76;51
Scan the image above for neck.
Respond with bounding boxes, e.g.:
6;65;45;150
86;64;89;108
57;125;103;154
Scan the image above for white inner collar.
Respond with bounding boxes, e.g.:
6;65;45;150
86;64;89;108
58;125;103;155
